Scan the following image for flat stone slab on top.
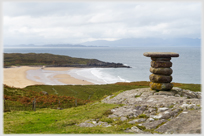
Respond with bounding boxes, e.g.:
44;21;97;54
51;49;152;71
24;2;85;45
143;52;179;58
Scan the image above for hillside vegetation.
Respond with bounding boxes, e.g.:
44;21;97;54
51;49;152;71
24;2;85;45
4;53;130;68
3;82;201;134
4;81;200;112
3;81;149;112
4;53;101;67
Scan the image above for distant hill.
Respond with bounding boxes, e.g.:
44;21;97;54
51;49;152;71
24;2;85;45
4;38;200;48
4;53;130;68
4;44;105;48
81;38;201;47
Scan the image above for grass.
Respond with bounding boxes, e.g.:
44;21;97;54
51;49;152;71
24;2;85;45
172;82;201;92
138;114;148;118
3;81;201;134
4;102;129;134
4;81;201;112
4;85;90;111
24;82;149;101
23;81;201;102
168;104;174;108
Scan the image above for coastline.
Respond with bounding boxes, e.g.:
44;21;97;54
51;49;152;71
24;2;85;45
3;66;93;88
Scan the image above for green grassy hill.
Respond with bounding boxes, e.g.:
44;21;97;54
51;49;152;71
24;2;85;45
4;53;130;68
4;53;102;67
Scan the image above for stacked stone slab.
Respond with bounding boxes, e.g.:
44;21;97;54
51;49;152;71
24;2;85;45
143;52;179;91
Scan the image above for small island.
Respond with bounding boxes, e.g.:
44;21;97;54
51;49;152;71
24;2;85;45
4;53;131;68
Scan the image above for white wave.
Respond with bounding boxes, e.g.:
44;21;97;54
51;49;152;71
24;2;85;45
26;68;130;85
68;68;130;84
117;76;130;82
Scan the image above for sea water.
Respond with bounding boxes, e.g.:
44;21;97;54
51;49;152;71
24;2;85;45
4;46;201;84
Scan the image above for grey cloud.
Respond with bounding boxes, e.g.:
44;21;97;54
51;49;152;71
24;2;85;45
3;2;93;17
3;2;201;45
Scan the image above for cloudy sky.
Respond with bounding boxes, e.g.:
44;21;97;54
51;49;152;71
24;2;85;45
3;1;201;45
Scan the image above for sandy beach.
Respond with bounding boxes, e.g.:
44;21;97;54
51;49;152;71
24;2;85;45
3;66;93;88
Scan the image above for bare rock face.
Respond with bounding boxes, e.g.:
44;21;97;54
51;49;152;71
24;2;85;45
77;87;201;134
142;119;167;129
155;110;201;134
101;87;201;134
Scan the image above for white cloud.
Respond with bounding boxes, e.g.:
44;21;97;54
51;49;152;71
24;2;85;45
3;1;201;45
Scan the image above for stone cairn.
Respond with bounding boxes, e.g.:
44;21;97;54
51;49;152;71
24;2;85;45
143;52;179;91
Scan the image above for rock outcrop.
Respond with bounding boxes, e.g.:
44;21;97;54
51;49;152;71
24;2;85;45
77;87;201;134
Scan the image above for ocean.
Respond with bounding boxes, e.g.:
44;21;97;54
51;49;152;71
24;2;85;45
4;46;201;84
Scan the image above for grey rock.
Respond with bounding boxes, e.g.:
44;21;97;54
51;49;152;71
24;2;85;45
175;94;180;97
156;110;201;134
196;92;201;99
172;108;182;114
135;118;147;123
128;120;136;124
160;113;171;119
101;87;201;134
149;111;157;115
172;87;201;99
128;118;146;124
180;103;200;110
77;122;95;127
98;121;111;127
158;107;169;112
77;120;111;128
135;105;148;111
41;91;48;95
108;114;118;118
139;105;148;111
120;117;128;121
140;91;155;97
134;110;143;117
154;91;175;96
148;107;157;112
142;119;166;129
57;107;63;110
147;118;155;122
125;126;144;133
135;106;141;110
151;109;181;120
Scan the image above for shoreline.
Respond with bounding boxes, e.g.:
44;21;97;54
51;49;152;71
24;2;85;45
3;66;94;88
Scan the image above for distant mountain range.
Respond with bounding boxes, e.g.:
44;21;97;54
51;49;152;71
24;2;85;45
4;38;201;47
4;44;104;48
81;38;201;47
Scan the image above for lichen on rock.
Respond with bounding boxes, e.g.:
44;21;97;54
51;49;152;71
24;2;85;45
100;87;201;134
